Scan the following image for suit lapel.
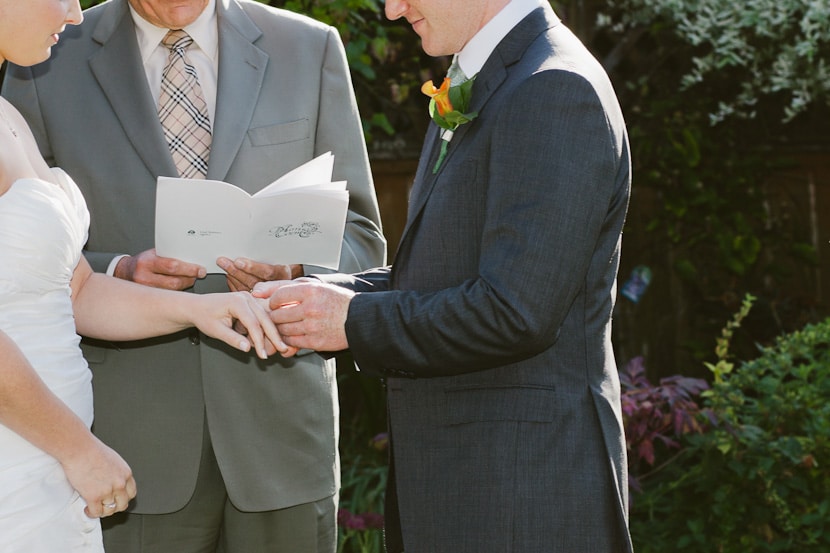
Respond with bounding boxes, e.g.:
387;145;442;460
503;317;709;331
395;6;560;269
87;0;268;183
403;123;440;215
398;62;505;245
207;0;268;182
88;0;178;178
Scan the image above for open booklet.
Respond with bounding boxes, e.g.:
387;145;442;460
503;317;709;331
155;152;348;272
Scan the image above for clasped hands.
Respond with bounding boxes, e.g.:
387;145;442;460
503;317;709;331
197;276;352;359
253;278;353;357
218;255;348;359
212;277;352;358
114;249;351;358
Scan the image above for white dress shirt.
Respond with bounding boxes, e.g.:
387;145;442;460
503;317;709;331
108;0;220;276
456;0;546;78
129;0;219;123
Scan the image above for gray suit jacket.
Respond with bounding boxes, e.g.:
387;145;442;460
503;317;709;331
2;0;385;513
321;6;633;552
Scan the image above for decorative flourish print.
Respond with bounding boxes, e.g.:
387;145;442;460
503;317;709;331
268;222;322;239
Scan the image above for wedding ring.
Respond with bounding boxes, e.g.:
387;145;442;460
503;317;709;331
103;501;117;509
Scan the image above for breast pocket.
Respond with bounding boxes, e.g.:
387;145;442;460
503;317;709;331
247;118;310;147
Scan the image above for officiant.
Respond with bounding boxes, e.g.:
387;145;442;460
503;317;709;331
1;0;385;551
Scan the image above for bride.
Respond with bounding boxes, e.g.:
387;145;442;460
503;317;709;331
0;1;287;551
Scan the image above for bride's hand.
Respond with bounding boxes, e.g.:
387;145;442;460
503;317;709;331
188;291;292;358
60;434;137;518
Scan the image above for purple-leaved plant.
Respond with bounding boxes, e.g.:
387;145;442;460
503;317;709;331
620;356;710;492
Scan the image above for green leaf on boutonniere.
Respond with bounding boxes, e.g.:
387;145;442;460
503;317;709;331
424;78;478;132
422;77;478;172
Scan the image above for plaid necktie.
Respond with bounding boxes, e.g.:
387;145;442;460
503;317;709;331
158;29;211;179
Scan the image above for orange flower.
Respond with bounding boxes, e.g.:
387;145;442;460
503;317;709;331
420;74;479;173
421;77;453;117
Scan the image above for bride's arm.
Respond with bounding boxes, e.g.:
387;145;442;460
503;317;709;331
69;257;287;358
0;331;136;517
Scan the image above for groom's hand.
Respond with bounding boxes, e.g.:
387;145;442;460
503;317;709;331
253;280;353;353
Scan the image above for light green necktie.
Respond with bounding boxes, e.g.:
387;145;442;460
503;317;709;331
446;56;469;86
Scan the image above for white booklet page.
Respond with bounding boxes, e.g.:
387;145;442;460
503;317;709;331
155;152;348;272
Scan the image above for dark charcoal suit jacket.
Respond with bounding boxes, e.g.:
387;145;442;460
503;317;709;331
322;5;634;552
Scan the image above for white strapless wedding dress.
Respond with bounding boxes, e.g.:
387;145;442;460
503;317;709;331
0;168;103;552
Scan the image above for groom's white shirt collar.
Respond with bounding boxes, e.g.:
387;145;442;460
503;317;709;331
456;0;546;78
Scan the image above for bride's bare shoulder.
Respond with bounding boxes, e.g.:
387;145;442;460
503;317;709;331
0;103;52;196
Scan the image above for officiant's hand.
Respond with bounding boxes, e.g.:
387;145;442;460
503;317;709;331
217;257;303;293
114;248;206;290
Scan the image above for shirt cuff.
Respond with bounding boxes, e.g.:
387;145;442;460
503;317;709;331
106;255;129;276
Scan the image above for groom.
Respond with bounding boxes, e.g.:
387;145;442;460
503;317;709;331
259;0;634;551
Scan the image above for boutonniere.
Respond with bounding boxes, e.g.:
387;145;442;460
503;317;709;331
421;76;478;173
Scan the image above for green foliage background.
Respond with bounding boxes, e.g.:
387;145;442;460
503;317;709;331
632;309;830;552
574;0;830;377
